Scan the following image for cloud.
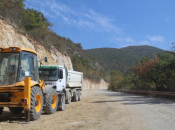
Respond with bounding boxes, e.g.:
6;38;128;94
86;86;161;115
138;40;150;45
24;0;123;35
115;37;135;43
147;35;165;43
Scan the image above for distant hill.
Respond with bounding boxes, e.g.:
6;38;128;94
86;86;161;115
86;45;164;73
121;45;164;58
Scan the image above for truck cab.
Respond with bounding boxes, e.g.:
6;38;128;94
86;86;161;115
39;65;67;92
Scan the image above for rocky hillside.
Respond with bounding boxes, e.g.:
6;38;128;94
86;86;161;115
0;18;108;90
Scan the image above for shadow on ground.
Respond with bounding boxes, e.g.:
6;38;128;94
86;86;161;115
90;90;175;105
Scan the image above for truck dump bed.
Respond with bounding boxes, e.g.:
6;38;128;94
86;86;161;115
67;70;83;88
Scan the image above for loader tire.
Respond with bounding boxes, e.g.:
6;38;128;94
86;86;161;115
9;107;23;114
30;86;43;121
0;107;3;115
78;90;82;101
65;91;71;104
44;88;58;114
72;91;78;102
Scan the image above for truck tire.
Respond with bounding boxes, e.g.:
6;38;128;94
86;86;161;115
65;91;71;104
78;90;82;101
9;107;23;114
57;93;66;111
72;91;78;102
30;86;43;121
44;88;58;114
0;107;3;115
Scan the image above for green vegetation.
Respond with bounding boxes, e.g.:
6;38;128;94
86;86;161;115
109;50;175;92
86;46;163;73
0;0;108;82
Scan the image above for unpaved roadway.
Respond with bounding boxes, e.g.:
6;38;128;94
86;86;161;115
0;90;175;130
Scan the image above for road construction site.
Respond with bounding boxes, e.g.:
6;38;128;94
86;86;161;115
1;89;175;130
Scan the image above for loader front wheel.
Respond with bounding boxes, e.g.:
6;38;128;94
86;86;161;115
30;86;43;121
0;107;3;115
9;107;23;114
44;88;58;114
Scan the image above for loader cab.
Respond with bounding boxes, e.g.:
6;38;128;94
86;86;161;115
0;47;39;86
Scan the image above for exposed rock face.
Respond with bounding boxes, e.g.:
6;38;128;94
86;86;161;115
0;18;108;89
0;19;73;70
83;78;108;90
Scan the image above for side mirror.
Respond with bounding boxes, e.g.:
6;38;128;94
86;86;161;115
45;57;47;62
59;69;63;79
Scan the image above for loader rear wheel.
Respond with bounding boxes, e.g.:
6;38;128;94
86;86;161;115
78;90;82;101
30;86;43;121
9;107;23;114
44;88;58;114
72;91;78;102
0;107;3;115
65;91;71;104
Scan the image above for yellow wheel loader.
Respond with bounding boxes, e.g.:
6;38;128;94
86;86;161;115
0;47;66;122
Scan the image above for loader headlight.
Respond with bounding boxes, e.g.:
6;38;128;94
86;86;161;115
10;47;17;51
0;48;3;51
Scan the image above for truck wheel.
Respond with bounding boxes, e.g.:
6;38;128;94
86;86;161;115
0;107;3;115
30;86;43;121
78;90;82;101
44;88;58;114
57;93;66;111
66;91;71;104
9;107;23;114
72;91;78;102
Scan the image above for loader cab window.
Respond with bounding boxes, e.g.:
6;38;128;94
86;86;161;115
0;52;19;85
20;52;33;78
34;55;39;81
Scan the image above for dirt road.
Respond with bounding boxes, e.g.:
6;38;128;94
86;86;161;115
0;90;175;130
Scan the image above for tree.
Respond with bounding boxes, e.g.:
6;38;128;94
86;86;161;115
23;8;53;30
134;52;175;91
109;70;123;90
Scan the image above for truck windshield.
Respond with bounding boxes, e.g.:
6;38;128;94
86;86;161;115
0;52;19;85
39;69;58;81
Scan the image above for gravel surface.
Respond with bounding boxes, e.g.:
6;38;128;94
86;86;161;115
0;90;175;130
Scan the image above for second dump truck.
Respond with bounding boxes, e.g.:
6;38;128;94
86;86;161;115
39;65;83;104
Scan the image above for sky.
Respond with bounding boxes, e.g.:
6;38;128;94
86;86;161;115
24;0;175;51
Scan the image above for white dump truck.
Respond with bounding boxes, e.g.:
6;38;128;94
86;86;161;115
39;65;83;104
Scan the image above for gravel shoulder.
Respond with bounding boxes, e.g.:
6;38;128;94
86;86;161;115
0;90;175;130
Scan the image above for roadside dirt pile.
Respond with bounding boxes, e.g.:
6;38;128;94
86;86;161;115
0;18;108;89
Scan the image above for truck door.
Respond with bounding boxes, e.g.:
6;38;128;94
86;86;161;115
57;68;66;92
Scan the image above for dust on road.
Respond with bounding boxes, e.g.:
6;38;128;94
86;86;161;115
0;90;175;130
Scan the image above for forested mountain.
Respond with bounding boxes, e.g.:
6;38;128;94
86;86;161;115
86;46;164;73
